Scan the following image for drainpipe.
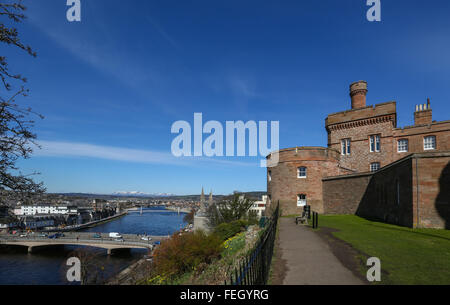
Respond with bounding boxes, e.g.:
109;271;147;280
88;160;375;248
415;156;420;228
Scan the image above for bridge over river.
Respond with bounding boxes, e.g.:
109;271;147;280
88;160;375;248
0;232;168;255
128;210;183;214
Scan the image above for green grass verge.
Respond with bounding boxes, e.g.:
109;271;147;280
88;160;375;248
267;219;280;285
317;215;450;285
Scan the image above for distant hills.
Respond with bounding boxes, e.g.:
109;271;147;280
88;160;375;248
112;191;176;197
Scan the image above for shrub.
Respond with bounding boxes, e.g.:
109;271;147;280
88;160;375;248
213;220;248;241
222;232;246;257
246;210;259;226
183;210;194;224
152;230;223;280
207;193;255;227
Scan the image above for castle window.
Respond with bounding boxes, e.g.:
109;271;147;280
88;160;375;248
424;136;436;150
341;139;351;155
370;135;380;152
297;167;307;178
370;162;380;172
397;139;408;152
268;170;272;182
297;194;307;207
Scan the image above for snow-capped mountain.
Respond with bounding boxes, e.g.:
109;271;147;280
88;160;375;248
113;191;176;197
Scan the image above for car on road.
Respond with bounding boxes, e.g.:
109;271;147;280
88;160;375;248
19;234;27;238
109;232;122;239
38;233;48;238
141;236;152;241
48;233;64;239
92;233;102;239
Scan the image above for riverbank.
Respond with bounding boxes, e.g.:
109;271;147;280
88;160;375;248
44;212;128;232
79;212;128;230
106;256;152;284
0;207;187;285
165;206;192;213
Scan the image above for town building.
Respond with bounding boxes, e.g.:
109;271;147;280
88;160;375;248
250;195;267;218
267;81;450;228
13;205;78;216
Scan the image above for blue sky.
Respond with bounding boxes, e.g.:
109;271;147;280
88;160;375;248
4;0;450;195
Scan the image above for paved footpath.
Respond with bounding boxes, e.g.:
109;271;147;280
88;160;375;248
278;217;363;285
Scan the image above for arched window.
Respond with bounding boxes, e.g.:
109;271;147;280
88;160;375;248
297;194;307;207
297;167;307;178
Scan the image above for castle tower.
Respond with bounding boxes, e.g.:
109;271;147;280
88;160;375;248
209;190;213;205
350;80;368;109
325;80;397;172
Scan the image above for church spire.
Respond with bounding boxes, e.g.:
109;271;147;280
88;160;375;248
200;187;205;203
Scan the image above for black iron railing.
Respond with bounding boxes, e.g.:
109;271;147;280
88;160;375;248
224;202;280;285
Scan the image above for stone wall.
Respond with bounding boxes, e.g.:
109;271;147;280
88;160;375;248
267;147;345;216
356;156;414;227
414;154;450;229
322;172;372;215
322;152;450;228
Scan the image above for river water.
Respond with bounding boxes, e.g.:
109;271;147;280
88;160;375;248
0;207;187;285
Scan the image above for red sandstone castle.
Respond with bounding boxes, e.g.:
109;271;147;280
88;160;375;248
267;81;450;229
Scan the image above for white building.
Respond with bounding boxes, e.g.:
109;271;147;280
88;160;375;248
250;195;267;218
13;205;78;216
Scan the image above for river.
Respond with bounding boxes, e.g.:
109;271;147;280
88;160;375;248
0;207;187;285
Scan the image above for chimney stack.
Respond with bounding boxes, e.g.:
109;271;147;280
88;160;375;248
350;80;368;109
414;98;433;125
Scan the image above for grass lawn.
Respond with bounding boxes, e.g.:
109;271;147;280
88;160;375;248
316;215;450;285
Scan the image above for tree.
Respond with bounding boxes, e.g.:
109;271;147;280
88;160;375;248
0;2;45;204
183;209;194;224
207;193;256;227
63;248;109;285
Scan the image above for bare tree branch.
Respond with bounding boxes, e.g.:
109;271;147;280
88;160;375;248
0;1;45;204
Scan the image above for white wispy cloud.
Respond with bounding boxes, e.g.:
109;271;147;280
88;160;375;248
32;25;155;90
26;4;162;95
146;16;179;49
33;140;256;168
229;77;259;99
